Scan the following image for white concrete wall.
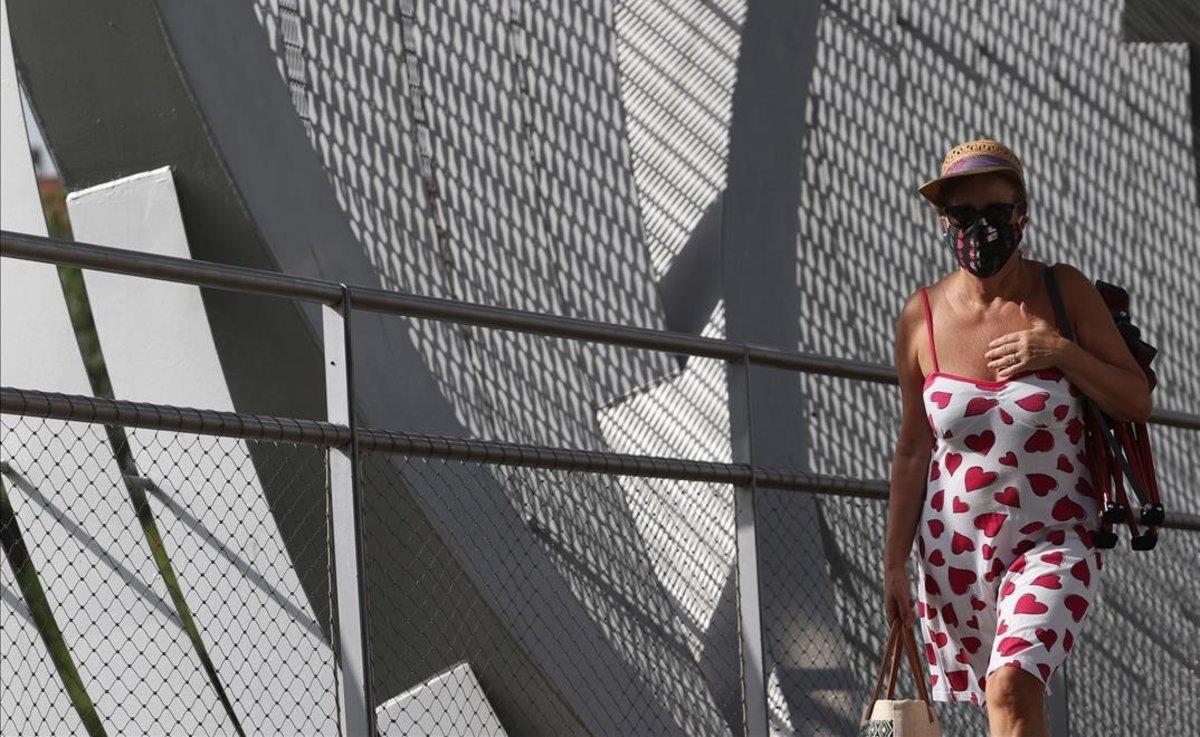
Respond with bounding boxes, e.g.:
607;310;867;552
1;4;219;734
66;166;339;733
375;661;508;737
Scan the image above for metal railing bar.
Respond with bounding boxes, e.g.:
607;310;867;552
4;386;1198;532
0;230;341;305
3;230;1194;429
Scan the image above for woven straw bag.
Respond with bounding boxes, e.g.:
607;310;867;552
859;618;942;736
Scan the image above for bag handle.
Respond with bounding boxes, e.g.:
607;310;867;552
862;618;938;724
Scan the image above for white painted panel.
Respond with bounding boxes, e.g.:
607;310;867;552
1;4;219;735
375;661;508;737
67;167;338;732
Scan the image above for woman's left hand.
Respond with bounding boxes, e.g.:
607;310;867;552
984;302;1068;378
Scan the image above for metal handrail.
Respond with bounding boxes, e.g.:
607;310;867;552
3;229;1198;432
5;230;1193;429
5;385;1198;532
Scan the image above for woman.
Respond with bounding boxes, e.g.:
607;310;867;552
882;139;1151;736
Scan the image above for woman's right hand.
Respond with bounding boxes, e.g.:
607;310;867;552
883;566;915;629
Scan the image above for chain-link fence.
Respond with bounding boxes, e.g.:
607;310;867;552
4;385;1197;736
0;407;339;736
2;231;1198;736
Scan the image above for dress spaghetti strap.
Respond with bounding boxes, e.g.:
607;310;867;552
920;286;940;372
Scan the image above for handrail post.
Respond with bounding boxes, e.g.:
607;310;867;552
731;345;768;737
324;286;375;736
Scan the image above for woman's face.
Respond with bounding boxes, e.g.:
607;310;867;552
937;174;1028;232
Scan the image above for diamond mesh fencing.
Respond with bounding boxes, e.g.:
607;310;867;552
358;450;742;737
1;386;1196;736
0;413;339;736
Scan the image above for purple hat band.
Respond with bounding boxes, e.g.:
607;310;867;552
944;153;1020;175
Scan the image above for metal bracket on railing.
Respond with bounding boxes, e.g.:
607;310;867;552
732;344;768;737
324;285;376;737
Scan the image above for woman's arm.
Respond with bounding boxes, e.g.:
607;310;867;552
984;262;1152;422
883;292;935;578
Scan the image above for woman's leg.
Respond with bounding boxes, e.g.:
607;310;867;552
985;666;1049;737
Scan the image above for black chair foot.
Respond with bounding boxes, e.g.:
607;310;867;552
1140;502;1164;526
1131;532;1158;551
1101;501;1126;524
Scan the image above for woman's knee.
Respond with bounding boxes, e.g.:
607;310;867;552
986;665;1045;713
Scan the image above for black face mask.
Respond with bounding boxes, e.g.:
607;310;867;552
943;214;1023;278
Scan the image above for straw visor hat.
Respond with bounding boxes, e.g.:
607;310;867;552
917;138;1026;207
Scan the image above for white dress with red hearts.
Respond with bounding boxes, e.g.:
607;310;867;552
914;286;1105;710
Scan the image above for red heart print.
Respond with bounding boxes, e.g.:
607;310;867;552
930;674;939;687
1070;559;1090;585
1009;554;1027;574
1015;392;1050;411
925;643;937;665
994;486;1021;508
998;636;1033;655
999;408;1014;425
1027;474;1057;496
933;630;949;647
965;397;998;417
1053;404;1070;421
1056;454;1074;473
1065;594;1089;622
1073;524;1095;550
1048;529;1066;544
982;543;995;560
931;489;944;511
917;602;926;617
930;391;952;409
1036;367;1064;381
1036;627;1058;649
1075;475;1096;499
1024;429;1054;452
988;557;1006;581
1052;495;1087;521
1011;539;1035;557
970;596;986;611
1014;593;1049;614
955;648;970;664
929;549;945;566
1041;551;1064;565
948;566;977;594
927;519;945;538
963;636;982;653
997;619;1009;634
947;670;969;691
951;531;975;554
965;466;998;491
973;512;1007;537
965;430;996;455
1066;417;1084;443
1037;663;1052;682
943;429;954;439
1064;630;1074;651
1019;521;1045;534
930;461;941;481
998;451;1018;467
1000;580;1016;598
942;602;959;627
952;496;969;513
965;615;979;630
1032;573;1062;589
945;452;963;475
925;576;941;596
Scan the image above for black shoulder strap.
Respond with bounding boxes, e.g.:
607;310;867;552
1043;263;1075;341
